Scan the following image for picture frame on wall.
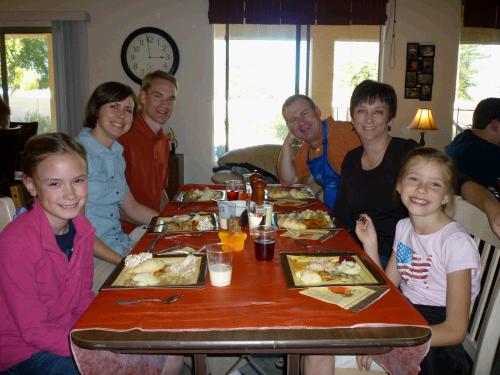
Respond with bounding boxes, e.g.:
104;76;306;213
419;45;435;57
407;59;419;72
417;73;433;85
421;84;432;101
407;42;419;59
405;42;435;101
405;71;417;87
421;57;434;73
405;87;420;99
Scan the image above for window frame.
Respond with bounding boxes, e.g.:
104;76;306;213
0;27;54;132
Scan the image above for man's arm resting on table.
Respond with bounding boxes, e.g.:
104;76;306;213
93;236;122;265
278;132;300;185
460;180;500;239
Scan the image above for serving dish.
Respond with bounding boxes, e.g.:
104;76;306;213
101;254;207;289
147;213;219;234
280;251;386;288
174;188;225;202
266;184;315;200
273;210;336;230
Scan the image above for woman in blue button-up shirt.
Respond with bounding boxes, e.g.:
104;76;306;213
77;82;160;282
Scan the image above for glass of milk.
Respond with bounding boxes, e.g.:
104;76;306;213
206;243;234;287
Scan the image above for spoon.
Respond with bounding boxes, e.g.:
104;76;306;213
116;294;183;305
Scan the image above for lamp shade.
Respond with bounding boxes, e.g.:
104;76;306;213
408;108;437;131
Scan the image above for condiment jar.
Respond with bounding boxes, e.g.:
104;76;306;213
251;179;267;205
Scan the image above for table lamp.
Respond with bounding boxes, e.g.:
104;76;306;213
408;108;437;146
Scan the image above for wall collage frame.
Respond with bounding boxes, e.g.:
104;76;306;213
404;43;435;101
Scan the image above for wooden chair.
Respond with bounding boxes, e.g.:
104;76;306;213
9;183;32;210
10;121;38;170
0;196;16;231
0;127;22;197
452;196;500;375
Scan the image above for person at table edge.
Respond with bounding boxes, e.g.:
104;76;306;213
445;97;500;192
278;94;361;209
333;81;500;268
118;70;177;232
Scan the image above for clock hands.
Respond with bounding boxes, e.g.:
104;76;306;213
146;34;152;58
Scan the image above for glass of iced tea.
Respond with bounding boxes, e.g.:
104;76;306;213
251;225;277;261
225;179;242;201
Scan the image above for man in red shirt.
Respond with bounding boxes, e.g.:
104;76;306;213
119;70;177;232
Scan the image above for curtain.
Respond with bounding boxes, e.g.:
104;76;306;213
463;0;500;29
51;21;89;137
208;0;389;25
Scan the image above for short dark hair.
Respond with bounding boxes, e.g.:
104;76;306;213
350;80;397;120
472;97;500;130
282;94;317;118
141;70;178;91
83;81;138;128
22;132;87;178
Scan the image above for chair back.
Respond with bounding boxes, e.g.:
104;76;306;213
0;196;16;231
452;196;500;375
0;127;22;196
10;121;38;170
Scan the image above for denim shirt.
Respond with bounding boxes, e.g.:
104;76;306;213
77;128;132;255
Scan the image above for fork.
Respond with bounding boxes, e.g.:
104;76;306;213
163;232;204;239
294;240;313;248
116;294;182;305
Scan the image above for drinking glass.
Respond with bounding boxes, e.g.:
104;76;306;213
225;179;243;201
251;225;277;261
206;243;233;287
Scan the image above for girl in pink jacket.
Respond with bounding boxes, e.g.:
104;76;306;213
0;133;94;374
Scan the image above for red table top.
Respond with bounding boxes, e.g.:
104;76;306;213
73;202;427;333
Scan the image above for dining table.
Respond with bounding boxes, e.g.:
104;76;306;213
70;184;431;375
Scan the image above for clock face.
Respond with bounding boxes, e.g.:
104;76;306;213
121;27;179;84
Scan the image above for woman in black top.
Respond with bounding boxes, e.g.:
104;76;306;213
334;80;418;265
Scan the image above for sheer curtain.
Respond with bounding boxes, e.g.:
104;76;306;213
52;21;89;136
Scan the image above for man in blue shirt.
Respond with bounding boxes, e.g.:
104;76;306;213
446;97;500;191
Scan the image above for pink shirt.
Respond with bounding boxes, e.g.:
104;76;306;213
0;201;95;370
393;218;480;307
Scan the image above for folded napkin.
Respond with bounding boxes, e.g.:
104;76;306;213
300;286;389;312
274;199;310;207
281;229;330;240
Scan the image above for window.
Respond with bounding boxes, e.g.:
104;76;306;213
332;41;379;121
0;29;56;133
453;24;500;136
213;24;380;162
454;43;500;134
213;24;307;160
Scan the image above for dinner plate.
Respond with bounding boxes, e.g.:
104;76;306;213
273;210;336;230
174;188;225;202
147;213;219;233
101;254;207;289
280;251;386;288
266;184;315;200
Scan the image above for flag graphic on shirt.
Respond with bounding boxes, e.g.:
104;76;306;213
396;242;432;281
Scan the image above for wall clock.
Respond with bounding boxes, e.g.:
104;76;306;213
121;27;180;84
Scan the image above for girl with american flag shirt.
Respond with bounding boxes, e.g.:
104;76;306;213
355;148;480;375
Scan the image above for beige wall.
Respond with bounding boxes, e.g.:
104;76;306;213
380;0;461;149
0;0;462;182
